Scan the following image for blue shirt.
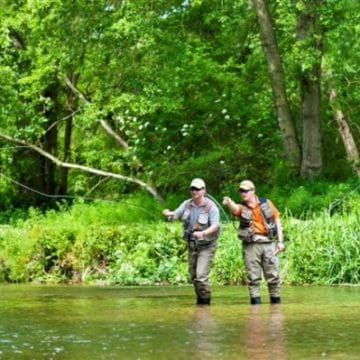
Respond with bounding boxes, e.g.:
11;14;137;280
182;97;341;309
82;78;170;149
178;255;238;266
174;197;220;240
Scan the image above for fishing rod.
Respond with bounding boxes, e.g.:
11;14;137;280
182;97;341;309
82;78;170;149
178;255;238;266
0;171;237;225
2;171;359;225
287;180;360;236
206;192;230;224
328;180;360;215
0;173;160;220
211;179;360;239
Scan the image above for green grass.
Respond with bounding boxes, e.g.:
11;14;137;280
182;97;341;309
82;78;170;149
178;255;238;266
0;193;359;285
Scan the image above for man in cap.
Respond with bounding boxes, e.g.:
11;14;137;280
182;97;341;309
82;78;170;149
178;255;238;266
162;178;220;305
223;180;285;305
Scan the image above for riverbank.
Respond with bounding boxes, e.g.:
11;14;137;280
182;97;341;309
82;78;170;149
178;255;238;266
0;200;359;285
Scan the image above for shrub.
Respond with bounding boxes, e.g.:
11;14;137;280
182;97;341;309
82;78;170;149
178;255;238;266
0;194;359;285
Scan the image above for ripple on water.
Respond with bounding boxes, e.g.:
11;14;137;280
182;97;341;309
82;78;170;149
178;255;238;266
0;285;359;359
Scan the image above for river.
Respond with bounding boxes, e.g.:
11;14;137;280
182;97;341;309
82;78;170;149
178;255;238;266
0;285;359;359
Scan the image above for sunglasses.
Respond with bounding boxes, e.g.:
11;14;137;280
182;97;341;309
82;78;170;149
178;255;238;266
239;188;253;193
191;187;203;191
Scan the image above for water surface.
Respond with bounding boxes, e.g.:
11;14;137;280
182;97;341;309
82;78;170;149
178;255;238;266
0;285;359;359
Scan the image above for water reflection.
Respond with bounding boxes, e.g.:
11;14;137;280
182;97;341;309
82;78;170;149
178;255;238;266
190;306;219;359
244;305;285;360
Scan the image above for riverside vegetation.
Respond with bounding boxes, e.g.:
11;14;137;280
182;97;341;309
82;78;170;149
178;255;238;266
1;2;360;288
0;182;359;286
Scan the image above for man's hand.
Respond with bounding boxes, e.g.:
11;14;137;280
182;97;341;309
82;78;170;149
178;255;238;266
162;209;175;221
275;242;285;255
193;231;205;240
222;196;232;206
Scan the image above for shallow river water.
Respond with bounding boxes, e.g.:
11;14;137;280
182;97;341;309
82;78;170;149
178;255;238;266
0;285;359;359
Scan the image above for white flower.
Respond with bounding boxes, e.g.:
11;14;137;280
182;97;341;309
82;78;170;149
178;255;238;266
114;250;123;258
221;108;227;114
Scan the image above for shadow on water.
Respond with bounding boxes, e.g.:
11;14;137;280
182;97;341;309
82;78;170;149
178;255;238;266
0;285;359;359
243;305;285;359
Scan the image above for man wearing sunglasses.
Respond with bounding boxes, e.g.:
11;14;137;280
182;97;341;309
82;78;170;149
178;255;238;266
223;180;285;305
162;178;220;305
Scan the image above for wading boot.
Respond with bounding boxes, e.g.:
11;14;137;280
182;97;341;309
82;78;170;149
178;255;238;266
270;296;281;304
250;297;261;305
197;298;211;305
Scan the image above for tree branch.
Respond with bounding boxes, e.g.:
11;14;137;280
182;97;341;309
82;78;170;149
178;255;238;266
64;76;90;104
0;132;163;202
64;76;129;150
99;118;129;150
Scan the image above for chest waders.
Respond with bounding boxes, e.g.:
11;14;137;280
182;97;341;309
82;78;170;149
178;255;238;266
181;198;215;250
181;198;217;305
239;198;281;305
238;198;277;242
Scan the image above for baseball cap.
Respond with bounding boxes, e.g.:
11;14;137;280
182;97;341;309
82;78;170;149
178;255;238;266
190;178;206;189
238;180;255;191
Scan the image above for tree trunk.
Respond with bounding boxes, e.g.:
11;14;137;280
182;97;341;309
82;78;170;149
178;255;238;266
330;90;360;176
41;84;59;195
58;82;78;195
297;1;323;179
58;113;74;195
251;0;301;169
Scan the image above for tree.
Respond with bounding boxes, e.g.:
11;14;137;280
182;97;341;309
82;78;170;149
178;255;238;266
0;0;166;203
251;0;301;169
296;0;323;178
1;0;359;210
252;0;324;178
321;0;360;178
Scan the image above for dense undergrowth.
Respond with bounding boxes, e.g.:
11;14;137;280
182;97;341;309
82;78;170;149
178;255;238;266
0;188;359;286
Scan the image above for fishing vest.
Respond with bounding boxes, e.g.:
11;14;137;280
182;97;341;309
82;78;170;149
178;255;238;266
238;197;277;242
181;198;218;244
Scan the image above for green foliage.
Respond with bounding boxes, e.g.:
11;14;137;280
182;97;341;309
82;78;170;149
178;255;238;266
1;191;360;285
265;179;360;217
283;196;360;285
211;224;246;285
0;0;359;238
0;0;302;207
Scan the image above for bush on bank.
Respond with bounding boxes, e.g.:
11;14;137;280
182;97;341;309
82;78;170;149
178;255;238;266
284;198;360;285
0;197;359;285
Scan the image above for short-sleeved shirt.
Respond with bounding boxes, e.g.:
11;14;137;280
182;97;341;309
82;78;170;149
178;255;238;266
174;197;220;237
233;197;279;236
